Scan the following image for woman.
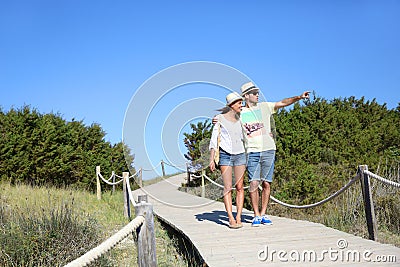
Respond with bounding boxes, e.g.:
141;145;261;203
209;92;246;229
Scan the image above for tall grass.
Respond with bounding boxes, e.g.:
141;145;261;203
0;183;188;266
0;184;110;266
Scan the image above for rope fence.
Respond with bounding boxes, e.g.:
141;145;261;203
68;160;398;266
64;215;145;267
98;172;124;186
65;167;157;267
270;174;361;209
141;161;163;172
199;170;360;208
96;166;143;199
364;170;400;188
187;163;399;241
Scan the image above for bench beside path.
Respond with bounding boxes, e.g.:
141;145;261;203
132;173;400;266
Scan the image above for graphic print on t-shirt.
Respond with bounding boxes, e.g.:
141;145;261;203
241;108;266;138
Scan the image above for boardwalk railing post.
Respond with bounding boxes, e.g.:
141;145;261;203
186;163;191;186
358;165;378;241
138;195;148;203
201;169;205;198
123;172;130;218
135;195;157;267
112;171;115;194
96;166;101;200
139;168;143;187
161;160;166;177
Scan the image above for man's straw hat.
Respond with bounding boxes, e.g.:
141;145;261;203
241;81;259;96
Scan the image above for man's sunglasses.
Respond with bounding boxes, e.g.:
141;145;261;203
248;90;259;95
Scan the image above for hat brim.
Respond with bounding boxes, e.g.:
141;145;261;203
241;87;259;96
226;97;243;106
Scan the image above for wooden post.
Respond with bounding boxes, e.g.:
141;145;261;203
138;195;148;203
135;195;157;267
112;171;115;194
96;166;101;200
358;165;378;241
123;172;130;218
161;160;166;177
186;163;191;186
201;169;205;198
139;168;143;187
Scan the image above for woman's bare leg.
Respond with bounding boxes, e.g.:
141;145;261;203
220;165;235;225
233;164;245;224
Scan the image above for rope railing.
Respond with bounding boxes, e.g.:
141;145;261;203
98;172;124;186
96;166;142;200
202;173;251;190
123;173;157;267
126;175;138;207
92;160;399;259
189;165;400;201
199;172;360;207
141;161;163;172
364;170;400;188
269;175;360;209
359;167;399;240
102;172;115;182
162;161;188;169
115;169;141;180
64;215;145;267
140;160;191;178
187;164;399;242
65;167;158;267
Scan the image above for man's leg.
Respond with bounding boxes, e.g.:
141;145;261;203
247;152;261;216
249;180;261;217
260;181;271;216
259;150;275;225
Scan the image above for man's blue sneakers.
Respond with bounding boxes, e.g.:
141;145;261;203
251;216;262;227
261;215;273;225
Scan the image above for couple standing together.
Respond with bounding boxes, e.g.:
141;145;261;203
209;82;310;229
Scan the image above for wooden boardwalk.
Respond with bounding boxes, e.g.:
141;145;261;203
132;173;400;266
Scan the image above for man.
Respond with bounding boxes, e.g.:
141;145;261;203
240;82;310;226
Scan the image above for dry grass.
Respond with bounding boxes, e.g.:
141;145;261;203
268;173;400;248
0;183;188;266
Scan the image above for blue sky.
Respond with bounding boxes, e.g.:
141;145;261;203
1;1;399;179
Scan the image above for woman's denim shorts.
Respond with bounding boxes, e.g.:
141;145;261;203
219;149;246;167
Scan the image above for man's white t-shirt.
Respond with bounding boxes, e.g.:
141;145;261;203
240;102;276;152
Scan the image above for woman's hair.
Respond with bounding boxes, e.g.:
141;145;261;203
217;106;231;114
216;106;241;119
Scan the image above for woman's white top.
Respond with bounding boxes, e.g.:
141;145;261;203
209;114;245;155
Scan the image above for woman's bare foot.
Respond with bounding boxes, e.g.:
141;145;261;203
236;216;243;228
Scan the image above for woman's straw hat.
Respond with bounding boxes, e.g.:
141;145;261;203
226;92;243;106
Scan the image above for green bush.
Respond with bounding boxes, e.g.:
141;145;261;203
0;105;135;190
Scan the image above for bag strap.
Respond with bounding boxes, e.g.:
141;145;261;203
216;116;221;149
